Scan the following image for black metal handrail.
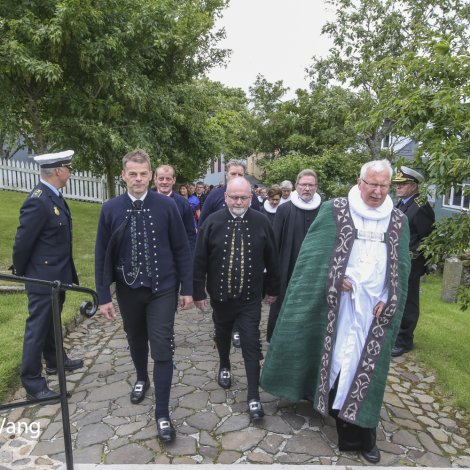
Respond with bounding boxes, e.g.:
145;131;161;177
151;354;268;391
0;273;98;470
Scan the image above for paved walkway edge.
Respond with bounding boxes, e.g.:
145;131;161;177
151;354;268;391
66;465;464;470
65;464;466;470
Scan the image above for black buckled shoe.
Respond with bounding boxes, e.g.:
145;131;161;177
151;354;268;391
360;445;381;463
232;331;241;348
217;368;231;389
157;418;176;443
45;358;84;375
391;345;412;357
26;387;60;401
248;399;265;420
130;379;150;404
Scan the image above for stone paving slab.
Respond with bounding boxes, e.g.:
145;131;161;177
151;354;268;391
0;301;469;468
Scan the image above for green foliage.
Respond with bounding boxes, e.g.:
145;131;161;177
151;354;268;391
0;0;231;192
262;150;368;199
420;211;470;266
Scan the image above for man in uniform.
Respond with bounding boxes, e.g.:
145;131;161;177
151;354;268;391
95;149;192;443
153;164;197;253
13;150;83;400
391;166;435;357
193;177;280;420
262;160;411;463
266;169;322;342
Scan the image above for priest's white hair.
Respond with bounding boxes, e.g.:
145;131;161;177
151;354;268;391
360;159;393;180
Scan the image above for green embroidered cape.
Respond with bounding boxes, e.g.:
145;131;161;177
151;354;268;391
261;198;411;428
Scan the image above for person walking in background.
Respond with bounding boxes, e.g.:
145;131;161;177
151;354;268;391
260;186;282;226
193;177;280;420
194;181;207;209
262;160;411;464
266;169;322;342
179;183;200;227
279;180;293;204
12;150;83;401
199;159;260;225
391;166;435;357
154;165;197;253
95;149;192;444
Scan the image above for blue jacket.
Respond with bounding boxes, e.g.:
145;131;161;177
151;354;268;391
13;182;78;294
153;190;196;254
95;191;192;304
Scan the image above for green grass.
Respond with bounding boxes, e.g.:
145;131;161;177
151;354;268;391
416;273;470;412
0;189;100;401
0;190;469;416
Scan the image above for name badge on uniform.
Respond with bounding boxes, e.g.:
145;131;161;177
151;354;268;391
54;206;60;216
355;228;385;243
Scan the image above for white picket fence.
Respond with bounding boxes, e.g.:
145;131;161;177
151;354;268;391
0;159;125;202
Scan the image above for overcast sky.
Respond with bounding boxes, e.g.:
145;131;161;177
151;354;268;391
207;0;334;98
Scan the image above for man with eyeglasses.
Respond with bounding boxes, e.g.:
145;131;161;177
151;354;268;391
262;160;411;464
12;151;84;401
199;159;260;348
266;169;322;342
193;177;280;421
198;159;260;225
391;166;435;357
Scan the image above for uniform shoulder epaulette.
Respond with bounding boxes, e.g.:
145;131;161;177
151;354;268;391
31;189;43;198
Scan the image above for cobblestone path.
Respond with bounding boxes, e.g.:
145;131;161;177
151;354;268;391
0;302;468;468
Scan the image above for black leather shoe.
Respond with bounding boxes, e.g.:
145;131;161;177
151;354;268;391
360;445;381;463
232;331;241;348
248;399;265;420
130;379;150;404
26;387;60;401
157;418;176;443
45;358;84;375
391;345;412;357
217;368;231;389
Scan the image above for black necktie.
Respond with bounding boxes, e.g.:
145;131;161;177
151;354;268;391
133;199;143;211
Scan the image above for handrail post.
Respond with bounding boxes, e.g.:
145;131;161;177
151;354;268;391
51;281;73;470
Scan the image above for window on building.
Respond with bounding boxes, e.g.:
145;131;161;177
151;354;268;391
443;183;470;210
210;160;215;174
217;157;221;172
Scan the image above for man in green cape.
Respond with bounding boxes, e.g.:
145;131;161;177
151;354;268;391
261;160;411;464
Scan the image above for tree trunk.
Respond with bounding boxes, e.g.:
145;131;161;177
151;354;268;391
104;154;116;199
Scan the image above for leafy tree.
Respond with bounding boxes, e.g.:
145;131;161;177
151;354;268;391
0;0;229;195
262;150;368;199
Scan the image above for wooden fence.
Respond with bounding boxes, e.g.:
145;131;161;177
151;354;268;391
0;159;125;202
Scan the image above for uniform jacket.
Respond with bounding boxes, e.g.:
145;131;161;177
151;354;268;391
95;191;192;305
193;207;280;302
13;182;78;294
398;193;435;276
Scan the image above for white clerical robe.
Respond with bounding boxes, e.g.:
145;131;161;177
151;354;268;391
329;188;392;410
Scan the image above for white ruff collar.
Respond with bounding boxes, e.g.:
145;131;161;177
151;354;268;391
348;185;393;220
291;191;322;210
263;201;278;214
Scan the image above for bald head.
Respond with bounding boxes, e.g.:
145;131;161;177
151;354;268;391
227;177;251;194
225;177;252;216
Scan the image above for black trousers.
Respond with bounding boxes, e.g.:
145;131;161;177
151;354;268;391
211;298;263;401
395;258;424;349
21;292;67;394
116;284;177;418
328;376;376;452
266;295;283;342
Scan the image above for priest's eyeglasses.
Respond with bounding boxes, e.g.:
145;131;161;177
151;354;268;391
361;179;390;191
297;183;317;189
227;195;251;202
